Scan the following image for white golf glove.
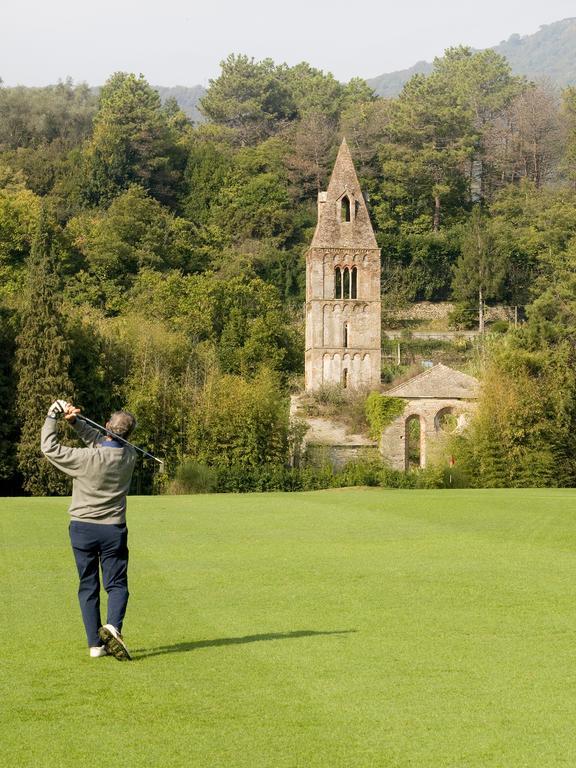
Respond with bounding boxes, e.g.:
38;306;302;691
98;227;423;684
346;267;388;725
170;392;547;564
47;399;69;419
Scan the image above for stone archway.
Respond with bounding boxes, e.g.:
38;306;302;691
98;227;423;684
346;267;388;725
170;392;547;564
404;414;426;470
378;364;480;471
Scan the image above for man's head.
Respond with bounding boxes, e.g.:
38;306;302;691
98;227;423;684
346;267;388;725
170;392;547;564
106;411;136;440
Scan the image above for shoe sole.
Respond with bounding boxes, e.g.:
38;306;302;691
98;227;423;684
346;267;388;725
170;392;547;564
98;626;132;661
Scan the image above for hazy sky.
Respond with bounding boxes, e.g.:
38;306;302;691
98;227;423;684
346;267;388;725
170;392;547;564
2;0;575;87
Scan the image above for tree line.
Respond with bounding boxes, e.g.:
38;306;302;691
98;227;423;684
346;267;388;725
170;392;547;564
1;48;576;493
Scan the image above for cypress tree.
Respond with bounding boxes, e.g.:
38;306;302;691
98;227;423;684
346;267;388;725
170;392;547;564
15;208;74;495
0;306;19;492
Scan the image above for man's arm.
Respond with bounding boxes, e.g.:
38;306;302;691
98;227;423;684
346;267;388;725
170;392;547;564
71;418;104;447
62;402;103;447
40;417;86;478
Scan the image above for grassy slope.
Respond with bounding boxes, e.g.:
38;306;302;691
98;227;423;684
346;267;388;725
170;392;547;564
2;489;576;767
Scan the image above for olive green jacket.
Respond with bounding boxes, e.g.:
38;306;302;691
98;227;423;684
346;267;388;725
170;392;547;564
41;417;137;524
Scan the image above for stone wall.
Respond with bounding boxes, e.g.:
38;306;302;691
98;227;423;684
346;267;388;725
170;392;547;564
388;302;517;327
305;444;380;470
380;398;476;470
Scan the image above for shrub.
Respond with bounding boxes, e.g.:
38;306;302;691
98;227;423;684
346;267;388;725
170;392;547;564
166;457;469;494
489;319;510;334
297;384;371;436
414;465;446;488
381;363;403;384
448;303;477;330
188;367;289;469
169;461;217;494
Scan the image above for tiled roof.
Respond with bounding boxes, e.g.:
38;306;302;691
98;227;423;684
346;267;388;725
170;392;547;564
385;363;480;399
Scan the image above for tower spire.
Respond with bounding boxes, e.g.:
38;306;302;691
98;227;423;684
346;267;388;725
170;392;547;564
305;138;381;391
311;138;377;250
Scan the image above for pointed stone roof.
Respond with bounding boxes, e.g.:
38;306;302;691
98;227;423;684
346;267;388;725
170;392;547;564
310;137;378;250
385;363;480;400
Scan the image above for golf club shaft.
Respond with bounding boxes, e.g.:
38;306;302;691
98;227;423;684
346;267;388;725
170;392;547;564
76;415;163;465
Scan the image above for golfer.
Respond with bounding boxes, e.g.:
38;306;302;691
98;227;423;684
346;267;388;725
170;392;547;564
41;400;137;661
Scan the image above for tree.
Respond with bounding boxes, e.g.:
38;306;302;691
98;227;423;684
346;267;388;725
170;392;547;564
339;98;391;183
66;185;200;311
377;72;473;232
200;56;373;146
0;82;97;199
208;166;294;246
452;207;506;331
454;336;576;487
0;80;96;151
15;209;74;495
487;181;576;307
283;63;373;122
561;85;576;184
284;111;337;196
81;73;188;207
115;315;197;490
0;307;18;492
510;83;563;188
375;47;525;232
214;276;301;376
188;368;288;469
182;126;234;225
200;55;297;145
0;180;41;301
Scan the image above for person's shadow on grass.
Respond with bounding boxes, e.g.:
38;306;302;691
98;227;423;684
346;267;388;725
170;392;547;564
133;629;357;660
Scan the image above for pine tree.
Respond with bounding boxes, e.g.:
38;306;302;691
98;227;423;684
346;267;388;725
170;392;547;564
15;208;74;495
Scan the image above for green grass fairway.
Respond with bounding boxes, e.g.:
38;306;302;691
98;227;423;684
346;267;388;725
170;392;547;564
2;489;576;767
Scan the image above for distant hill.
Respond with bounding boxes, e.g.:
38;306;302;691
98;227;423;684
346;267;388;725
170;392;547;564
496;17;576;86
155;84;206;122
367;17;576;97
144;18;576;119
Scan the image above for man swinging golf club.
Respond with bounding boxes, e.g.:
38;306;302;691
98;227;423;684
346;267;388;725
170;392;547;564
41;400;137;661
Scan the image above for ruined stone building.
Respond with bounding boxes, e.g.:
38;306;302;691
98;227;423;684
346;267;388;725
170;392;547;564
379;363;480;470
305;138;381;391
300;142;480;470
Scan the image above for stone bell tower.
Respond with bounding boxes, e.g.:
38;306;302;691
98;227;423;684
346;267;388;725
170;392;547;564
305;138;381;391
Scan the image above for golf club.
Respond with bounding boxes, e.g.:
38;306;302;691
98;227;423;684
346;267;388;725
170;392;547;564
76;414;165;471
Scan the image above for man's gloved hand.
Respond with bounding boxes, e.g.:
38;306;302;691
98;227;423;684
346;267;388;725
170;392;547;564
64;402;81;423
47;399;69;419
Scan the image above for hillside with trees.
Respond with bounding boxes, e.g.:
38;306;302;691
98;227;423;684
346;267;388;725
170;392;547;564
1;46;576;494
368;17;576;97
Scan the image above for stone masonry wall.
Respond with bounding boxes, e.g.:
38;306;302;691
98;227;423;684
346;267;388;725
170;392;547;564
380;398;476;470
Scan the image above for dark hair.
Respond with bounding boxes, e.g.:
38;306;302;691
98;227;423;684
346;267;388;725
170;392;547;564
108;411;136;439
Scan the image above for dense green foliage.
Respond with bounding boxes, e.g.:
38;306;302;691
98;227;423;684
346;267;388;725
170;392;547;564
1;45;576;492
4;490;576;766
15;211;74;494
365;393;406;440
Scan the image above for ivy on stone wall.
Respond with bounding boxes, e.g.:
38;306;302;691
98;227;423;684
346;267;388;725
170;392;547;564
365;393;406;440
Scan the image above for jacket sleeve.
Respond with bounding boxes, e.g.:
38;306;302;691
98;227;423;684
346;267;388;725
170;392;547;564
71;418;103;447
40;418;87;477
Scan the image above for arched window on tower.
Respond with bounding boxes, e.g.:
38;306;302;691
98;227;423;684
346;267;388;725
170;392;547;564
351;266;357;299
342;368;348;389
334;267;342;299
343;322;349;348
343;267;350;299
341;195;351;222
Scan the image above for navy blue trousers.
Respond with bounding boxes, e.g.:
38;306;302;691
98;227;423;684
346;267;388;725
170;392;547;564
69;520;129;647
